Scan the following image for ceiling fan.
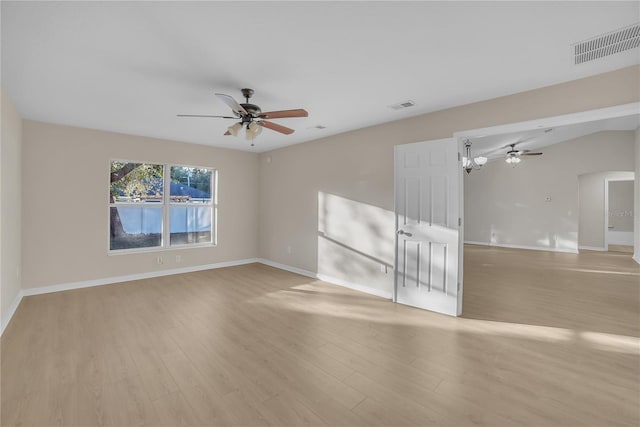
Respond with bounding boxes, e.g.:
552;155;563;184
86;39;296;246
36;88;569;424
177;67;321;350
177;88;308;143
505;143;543;164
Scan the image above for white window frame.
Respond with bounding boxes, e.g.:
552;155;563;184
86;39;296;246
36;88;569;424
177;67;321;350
108;159;218;254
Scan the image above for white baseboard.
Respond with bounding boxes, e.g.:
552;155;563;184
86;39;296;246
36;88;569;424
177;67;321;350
258;259;317;280
258;258;393;300
3;256;391;336
578;245;607;252
316;273;393;299
1;291;24;336
464;241;578;254
464;241;492;246
22;258;260;297
0;258;259;337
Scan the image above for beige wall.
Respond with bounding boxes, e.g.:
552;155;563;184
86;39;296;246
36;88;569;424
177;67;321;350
21;121;260;289
465;131;635;252
259;65;640;295
579;170;635;250
1;89;23;325
635;129;640;263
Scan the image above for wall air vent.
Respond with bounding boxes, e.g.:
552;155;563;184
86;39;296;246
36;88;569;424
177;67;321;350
573;23;640;65
388;100;416;110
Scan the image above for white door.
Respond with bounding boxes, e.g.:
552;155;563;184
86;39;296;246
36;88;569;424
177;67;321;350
394;138;463;316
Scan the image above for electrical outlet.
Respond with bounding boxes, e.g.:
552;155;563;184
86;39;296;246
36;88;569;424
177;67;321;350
176;255;182;263
156;256;163;265
380;264;388;274
545;196;552;202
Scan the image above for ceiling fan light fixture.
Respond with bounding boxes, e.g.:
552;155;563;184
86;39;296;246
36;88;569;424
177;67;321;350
228;122;242;136
506;156;521;164
245;121;263;140
248;121;262;136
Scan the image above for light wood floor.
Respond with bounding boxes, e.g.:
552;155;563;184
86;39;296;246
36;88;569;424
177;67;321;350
2;246;639;426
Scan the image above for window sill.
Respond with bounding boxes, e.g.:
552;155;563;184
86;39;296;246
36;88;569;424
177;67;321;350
108;243;217;256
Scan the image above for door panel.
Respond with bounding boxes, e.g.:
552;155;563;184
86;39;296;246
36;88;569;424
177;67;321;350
394;138;462;316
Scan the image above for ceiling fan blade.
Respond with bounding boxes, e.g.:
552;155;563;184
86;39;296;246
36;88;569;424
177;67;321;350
260;121;295;135
500;137;534;150
177;114;236;119
520;152;543;156
258;109;309;119
215;93;247;116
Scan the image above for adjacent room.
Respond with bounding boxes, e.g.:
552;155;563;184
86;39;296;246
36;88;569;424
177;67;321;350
1;2;639;426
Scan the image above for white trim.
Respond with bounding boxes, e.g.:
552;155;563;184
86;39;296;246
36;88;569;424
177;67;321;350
2;257;392;336
464;240;492;246
578;245;607;252
463;241;578;254
316;273;392;299
453;102;640;140
633;253;640;264
258;258;317;279
1;291;24;336
21;258;259;297
258;258;393;300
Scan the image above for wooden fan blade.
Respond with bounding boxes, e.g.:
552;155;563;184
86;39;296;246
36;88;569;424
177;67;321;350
260;121;295;135
224;131;231;135
215;93;247;116
258;109;308;119
177;114;236;119
520;152;543;156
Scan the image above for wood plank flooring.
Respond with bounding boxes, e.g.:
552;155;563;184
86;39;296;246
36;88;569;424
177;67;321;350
2;246;639;426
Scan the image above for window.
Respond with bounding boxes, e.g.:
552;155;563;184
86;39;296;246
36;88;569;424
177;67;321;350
109;161;216;252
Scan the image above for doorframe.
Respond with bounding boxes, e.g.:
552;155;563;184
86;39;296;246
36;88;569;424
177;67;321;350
451;101;639;269
392;101;639;315
604;176;635;251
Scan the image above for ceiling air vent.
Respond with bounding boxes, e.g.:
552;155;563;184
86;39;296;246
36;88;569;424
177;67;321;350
388;100;416;110
573;23;640;65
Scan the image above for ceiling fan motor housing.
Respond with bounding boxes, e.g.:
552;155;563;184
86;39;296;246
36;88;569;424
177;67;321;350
240;103;262;117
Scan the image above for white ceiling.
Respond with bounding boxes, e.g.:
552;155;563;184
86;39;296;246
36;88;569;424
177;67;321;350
2;1;639;153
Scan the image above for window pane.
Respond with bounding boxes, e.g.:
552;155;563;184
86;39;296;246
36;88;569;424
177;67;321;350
110;161;164;203
170;166;212;204
170;206;212;245
110;207;162;250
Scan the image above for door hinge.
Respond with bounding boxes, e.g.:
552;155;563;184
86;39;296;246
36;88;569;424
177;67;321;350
457;282;461;292
458;152;461;162
458;217;462;227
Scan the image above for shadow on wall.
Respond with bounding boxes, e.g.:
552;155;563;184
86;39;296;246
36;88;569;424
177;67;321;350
317;192;395;293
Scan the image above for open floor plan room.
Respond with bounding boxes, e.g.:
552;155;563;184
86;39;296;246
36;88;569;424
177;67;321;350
2;2;639;426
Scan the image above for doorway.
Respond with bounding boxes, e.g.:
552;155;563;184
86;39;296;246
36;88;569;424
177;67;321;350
606;178;635;252
394;102;639;317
